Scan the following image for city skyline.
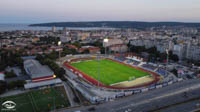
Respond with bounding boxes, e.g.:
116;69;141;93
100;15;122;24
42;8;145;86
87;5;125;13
0;0;200;23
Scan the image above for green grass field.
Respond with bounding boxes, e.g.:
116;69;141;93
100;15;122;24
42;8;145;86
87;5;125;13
0;86;70;112
70;59;149;85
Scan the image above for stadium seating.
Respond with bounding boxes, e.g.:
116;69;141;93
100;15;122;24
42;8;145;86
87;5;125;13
131;60;140;66
114;57;126;62
156;68;168;77
141;64;157;71
76;80;91;89
120;58;141;66
126;59;132;64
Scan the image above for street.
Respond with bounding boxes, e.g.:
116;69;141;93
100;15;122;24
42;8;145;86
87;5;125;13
58;79;200;112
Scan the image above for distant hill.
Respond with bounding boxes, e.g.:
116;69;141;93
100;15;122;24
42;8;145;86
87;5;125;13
29;21;200;28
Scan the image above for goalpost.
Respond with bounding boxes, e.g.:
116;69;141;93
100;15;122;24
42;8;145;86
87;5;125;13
129;76;136;81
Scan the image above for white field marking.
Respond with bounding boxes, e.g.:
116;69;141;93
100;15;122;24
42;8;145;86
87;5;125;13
110;75;151;86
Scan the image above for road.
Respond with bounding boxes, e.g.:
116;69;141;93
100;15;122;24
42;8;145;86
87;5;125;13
152;97;200;112
63;81;80;107
0;89;26;97
57;79;200;112
6;75;30;83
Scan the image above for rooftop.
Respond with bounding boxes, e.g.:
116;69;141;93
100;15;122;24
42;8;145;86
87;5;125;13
24;78;62;89
24;59;54;79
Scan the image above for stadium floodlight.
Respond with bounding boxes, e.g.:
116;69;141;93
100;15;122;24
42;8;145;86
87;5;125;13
58;41;62;61
58;41;62;46
165;48;169;78
166;48;169;55
165;48;169;63
103;38;109;43
103;38;109;56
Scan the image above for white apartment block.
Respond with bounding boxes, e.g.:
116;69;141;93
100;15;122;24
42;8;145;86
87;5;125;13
130;39;174;53
173;44;187;60
186;44;200;61
103;39;123;47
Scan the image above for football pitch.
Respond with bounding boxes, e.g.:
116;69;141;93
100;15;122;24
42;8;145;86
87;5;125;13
0;86;70;112
70;59;149;85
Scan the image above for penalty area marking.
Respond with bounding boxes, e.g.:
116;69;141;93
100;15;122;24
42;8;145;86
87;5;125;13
110;75;154;88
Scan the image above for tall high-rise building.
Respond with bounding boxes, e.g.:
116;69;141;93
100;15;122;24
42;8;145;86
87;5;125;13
52;26;56;32
63;27;69;36
63;27;67;32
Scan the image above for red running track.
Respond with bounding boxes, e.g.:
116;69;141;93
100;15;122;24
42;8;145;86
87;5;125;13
64;58;160;89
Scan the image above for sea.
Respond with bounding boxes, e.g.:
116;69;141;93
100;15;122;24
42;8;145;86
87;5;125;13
0;24;116;32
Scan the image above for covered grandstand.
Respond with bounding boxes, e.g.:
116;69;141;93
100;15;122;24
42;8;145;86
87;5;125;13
24;78;62;89
24;59;56;82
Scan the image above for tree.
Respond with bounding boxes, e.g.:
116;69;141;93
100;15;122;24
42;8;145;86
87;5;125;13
0;81;6;94
38;57;66;80
73;97;80;103
171;69;178;77
15;57;23;67
130;45;145;53
194;61;200;66
7;80;26;89
159;53;167;62
0;49;24;70
168;50;179;62
83;49;90;54
73;42;82;48
5;70;17;78
62;47;79;56
46;51;58;60
90;41;103;47
171;54;179;62
146;46;157;54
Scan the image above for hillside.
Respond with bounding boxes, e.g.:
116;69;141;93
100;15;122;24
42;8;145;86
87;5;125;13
29;21;200;28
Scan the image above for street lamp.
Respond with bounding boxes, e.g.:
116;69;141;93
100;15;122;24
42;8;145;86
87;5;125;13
103;38;109;56
166;48;169;77
166;48;169;65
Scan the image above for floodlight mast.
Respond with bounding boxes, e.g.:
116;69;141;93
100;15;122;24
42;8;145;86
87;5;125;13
104;38;109;57
97;39;108;89
58;41;62;46
97;56;100;88
166;48;169;77
58;41;62;64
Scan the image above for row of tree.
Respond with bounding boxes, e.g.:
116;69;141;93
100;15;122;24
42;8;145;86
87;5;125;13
0;49;24;71
38;36;60;45
4;71;17;78
0;80;26;94
36;54;66;80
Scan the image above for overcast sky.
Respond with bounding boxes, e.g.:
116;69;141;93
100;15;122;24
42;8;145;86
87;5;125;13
0;0;200;23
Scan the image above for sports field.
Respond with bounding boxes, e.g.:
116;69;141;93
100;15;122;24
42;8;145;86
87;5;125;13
0;86;70;112
70;59;149;85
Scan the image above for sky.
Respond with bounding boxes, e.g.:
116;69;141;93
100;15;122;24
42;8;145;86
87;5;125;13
0;0;200;23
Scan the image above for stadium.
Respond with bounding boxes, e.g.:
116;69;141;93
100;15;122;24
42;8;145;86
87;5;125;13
64;55;161;89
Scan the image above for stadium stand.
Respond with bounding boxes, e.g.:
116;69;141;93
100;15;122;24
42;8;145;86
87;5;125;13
64;56;161;90
141;64;157;71
114;57;126;62
131;60;141;66
156;68;168;77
